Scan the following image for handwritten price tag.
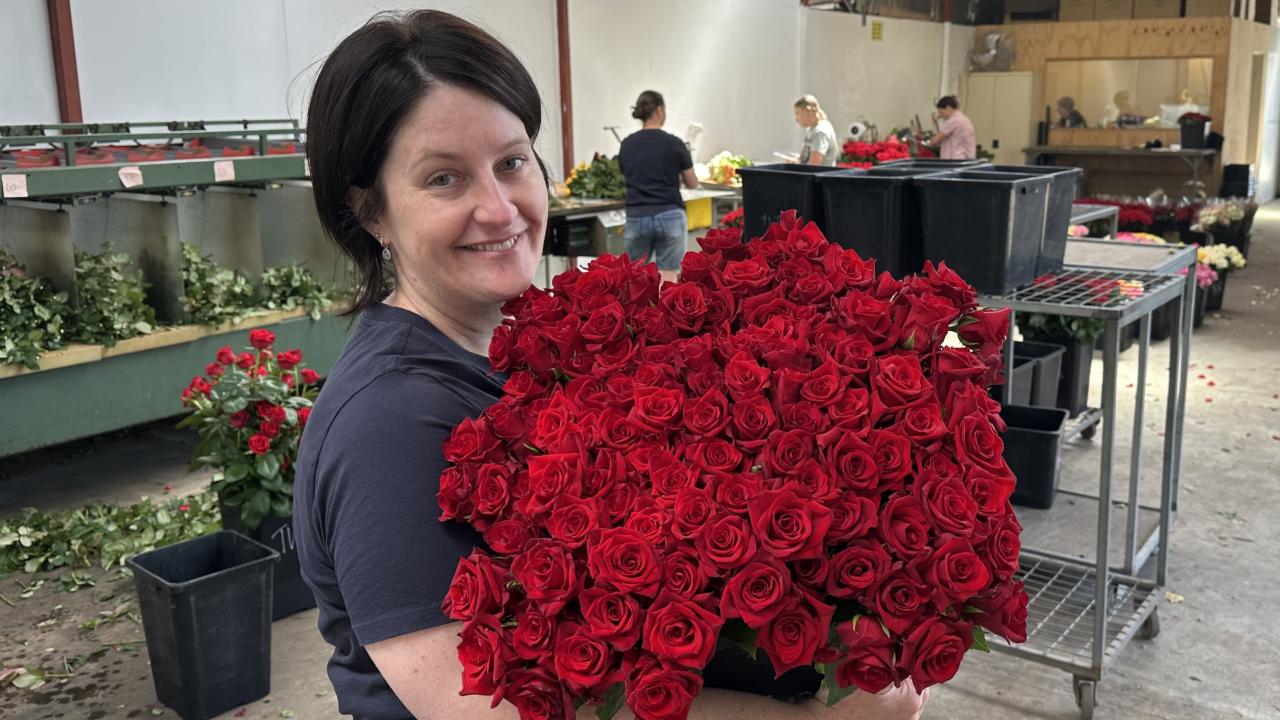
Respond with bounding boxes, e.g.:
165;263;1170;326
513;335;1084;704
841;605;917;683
213;160;236;183
118;166;144;189
1;174;29;199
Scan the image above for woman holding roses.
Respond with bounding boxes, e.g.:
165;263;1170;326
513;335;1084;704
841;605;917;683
295;10;925;720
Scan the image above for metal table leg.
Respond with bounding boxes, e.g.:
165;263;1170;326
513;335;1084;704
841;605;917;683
1123;314;1150;574
1094;319;1121;673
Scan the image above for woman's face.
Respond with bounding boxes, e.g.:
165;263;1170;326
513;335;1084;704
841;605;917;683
370;83;546;313
794;107;815;128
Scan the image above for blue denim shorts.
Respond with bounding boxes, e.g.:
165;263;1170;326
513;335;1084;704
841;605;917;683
624;208;687;271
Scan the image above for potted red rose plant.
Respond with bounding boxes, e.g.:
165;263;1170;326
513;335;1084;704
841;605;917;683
178;328;320;619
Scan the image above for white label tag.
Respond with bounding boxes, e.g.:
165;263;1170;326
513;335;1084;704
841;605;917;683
213;160;236;182
303;157;310;177
118;166;144;188
1;174;29;199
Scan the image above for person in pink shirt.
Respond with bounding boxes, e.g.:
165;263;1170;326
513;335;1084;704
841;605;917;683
931;95;976;160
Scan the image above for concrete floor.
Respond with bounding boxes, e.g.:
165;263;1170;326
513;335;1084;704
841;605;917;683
3;205;1280;719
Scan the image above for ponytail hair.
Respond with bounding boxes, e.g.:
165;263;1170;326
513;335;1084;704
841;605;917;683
794;94;827;122
632;90;665;121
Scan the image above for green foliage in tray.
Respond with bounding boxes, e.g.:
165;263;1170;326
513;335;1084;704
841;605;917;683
68;244;156;347
262;263;334;321
0;250;71;369
180;243;258;326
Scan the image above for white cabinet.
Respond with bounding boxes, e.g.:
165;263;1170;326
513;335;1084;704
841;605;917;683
964;72;1035;165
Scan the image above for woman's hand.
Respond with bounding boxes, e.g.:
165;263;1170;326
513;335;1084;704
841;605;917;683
812;679;928;720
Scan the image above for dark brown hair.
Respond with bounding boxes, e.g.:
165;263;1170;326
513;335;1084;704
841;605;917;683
306;10;545;315
631;90;665;121
936;95;959;110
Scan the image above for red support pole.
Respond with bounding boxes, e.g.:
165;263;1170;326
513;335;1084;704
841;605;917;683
46;0;82;123
556;0;574;177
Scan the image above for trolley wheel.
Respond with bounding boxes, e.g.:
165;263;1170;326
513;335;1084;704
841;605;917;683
1139;609;1161;640
1073;676;1097;720
1080;423;1097;440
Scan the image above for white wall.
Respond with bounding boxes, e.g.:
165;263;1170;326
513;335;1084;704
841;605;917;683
1;0;60;125
1257;31;1280;201
569;0;802;166
802;13;953;142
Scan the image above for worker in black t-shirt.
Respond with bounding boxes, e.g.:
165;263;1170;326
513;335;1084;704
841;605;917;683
618;90;699;282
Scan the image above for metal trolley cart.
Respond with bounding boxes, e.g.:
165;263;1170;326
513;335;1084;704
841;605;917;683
980;239;1197;719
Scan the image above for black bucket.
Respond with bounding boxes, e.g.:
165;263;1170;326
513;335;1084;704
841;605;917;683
128;531;277;720
990;165;1082;277
1002;405;1069;510
816;167;948;276
737;163;848;242
1015;340;1066;408
220;503;316;621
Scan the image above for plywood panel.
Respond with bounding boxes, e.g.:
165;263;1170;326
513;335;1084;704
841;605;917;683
1048;127;1180;146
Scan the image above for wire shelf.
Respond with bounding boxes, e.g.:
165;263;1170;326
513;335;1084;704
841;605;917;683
983;267;1186;320
992;552;1160;675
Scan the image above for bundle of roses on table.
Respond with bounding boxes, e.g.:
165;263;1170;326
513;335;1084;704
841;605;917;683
438;211;1028;720
836;139;911;169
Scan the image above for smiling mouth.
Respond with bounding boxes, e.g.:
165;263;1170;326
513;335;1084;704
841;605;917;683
463;234;521;252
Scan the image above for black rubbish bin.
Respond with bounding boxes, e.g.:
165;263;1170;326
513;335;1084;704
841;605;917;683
220;503;316;621
916;170;1053;295
1014;340;1066;408
989;164;1082;278
816;167;949;277
1002;405;1069;510
128;531;277;720
737;163;847;243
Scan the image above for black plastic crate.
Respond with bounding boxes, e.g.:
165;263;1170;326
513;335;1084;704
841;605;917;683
916;170;1053;295
990;164;1082;277
737;163;849;242
991;355;1034;406
816;167;948;276
128;531;277;720
1014;340;1066;408
1002;404;1069;510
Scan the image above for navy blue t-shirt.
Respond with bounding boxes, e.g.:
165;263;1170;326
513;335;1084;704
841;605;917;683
293;303;499;720
619;128;693;217
293;303;820;718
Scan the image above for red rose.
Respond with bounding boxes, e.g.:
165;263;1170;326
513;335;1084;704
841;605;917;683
792;556;830;591
623;504;670;546
721;556;792;628
971;580;1028;643
579;588;642;652
512;605;556;661
921;260;978;312
485;400;527;440
436;466;474;521
553;622;618;694
629;387;684;434
953;415;1007;474
826;388;875;434
696;512;758;571
873;565;932;635
828;492;879;543
545;495;600;549
827;541;892;599
779;401;825;435
580;299;626;346
835;615;901;694
822;245;876;291
518;452;581;517
729;394;776;449
259;421;281;439
297;407;311;428
874;354;931;412
503;667;573;720
443;549;507;622
643;593;724;669
472;463;513;520
276;349;303;370
626;655;703;720
901;402;948;448
483;519;536;556
205;362;224;378
956;307;1011;349
917;476;979;537
979;513;1022;581
762;429;816;478
722;257;773;295
896;291;960;350
682;388;730;437
661;283;709;334
748;488;832;561
248;328;275;350
923;535;992;610
587;528;662;598
300;368;321;385
964;468;1016;516
662;547;709;600
758;591;835;677
723;351;770;398
944;381;1005;433
236;352;255;370
897;617;972;691
247;434;272;455
671;487;715;541
256;365;269;377
682;440;743;475
228;409;250;428
216;345;236;365
817;430;878;493
932;347;987;399
879;493;932;560
869;429;912;492
456;614;512;696
256;402;286;423
511;539;579;614
710;472;761;514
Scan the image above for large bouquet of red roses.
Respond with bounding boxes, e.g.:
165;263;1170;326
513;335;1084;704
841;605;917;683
837;139;910;169
438;212;1026;720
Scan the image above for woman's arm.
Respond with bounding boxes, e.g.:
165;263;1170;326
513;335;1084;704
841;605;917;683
806;151;825;165
369;624;924;720
682;168;701;189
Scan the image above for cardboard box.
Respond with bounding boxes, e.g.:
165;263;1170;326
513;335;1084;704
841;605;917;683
1133;0;1182;15
1058;0;1096;20
1094;0;1135;17
1184;0;1231;14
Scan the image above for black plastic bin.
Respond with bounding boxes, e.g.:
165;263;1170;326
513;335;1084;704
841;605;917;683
990;165;1082;277
916;170;1053;294
878;158;991;170
1180;121;1209;150
816;167;948;276
128;531;277;720
1015;340;1066;408
1002;405;1069;510
737;163;848;242
992;356;1035;406
220;503;316;621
